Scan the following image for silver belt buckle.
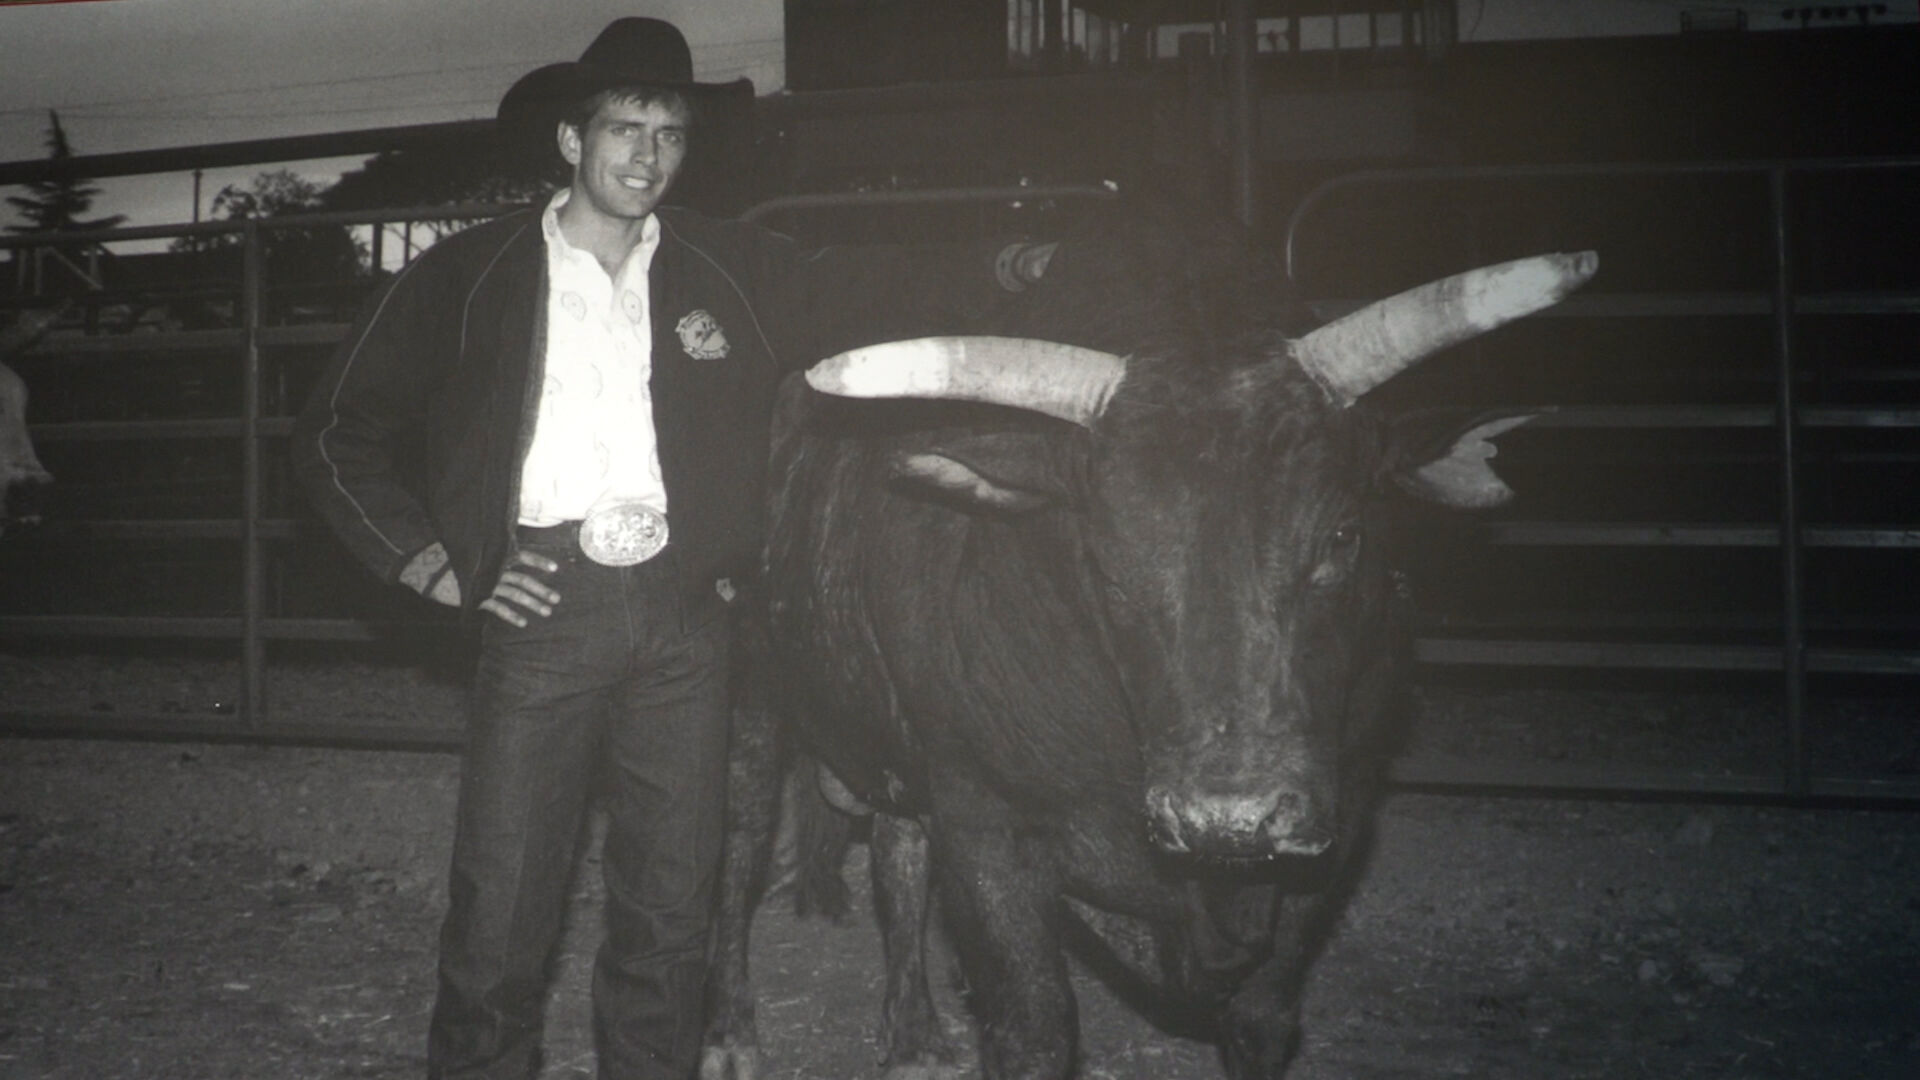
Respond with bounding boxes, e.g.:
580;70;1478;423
579;503;668;567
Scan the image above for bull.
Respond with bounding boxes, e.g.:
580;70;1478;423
703;218;1596;1080
0;306;62;535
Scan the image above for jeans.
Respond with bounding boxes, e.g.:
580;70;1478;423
426;534;732;1080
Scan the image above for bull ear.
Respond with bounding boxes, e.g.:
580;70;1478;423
1389;412;1538;509
888;431;1069;514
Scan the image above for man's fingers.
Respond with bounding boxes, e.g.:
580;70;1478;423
479;598;529;627
497;571;561;606
490;582;555;619
511;550;561;574
480;549;566;625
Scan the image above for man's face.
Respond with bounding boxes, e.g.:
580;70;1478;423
558;93;690;223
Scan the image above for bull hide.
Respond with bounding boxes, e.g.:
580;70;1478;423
703;210;1594;1080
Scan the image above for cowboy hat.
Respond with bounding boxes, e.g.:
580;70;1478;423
496;17;752;130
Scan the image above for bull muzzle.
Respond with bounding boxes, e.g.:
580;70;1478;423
1145;781;1333;860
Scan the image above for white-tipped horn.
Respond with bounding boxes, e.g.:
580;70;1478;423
806;336;1127;427
1292;251;1598;406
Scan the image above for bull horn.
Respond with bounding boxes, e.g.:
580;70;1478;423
806;336;1127;427
1291;251;1598;407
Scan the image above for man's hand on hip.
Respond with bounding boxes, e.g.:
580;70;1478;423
398;544;562;626
480;550;562;627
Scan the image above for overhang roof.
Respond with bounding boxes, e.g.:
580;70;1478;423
1077;0;1436;25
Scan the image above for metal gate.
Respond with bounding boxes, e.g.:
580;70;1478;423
0;187;1113;749
1284;157;1920;804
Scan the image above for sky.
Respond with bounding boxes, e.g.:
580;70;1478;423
0;0;1913;233
0;0;784;231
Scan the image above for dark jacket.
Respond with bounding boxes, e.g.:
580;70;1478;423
291;204;1014;610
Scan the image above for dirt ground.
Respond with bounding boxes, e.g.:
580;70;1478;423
2;652;1918;1080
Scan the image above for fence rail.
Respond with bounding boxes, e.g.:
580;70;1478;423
0;185;1112;737
1285;156;1920;804
5;172;1917;806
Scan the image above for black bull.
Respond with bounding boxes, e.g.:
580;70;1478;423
701;229;1597;1080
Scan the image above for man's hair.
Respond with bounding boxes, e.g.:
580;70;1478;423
562;86;696;134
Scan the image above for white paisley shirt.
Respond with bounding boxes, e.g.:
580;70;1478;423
517;189;669;528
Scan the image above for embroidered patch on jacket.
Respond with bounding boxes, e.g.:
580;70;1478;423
675;310;730;360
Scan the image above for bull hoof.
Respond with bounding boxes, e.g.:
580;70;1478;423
1221;1017;1300;1080
697;1042;761;1080
881;1001;969;1078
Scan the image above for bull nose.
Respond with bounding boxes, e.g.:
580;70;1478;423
1146;784;1331;859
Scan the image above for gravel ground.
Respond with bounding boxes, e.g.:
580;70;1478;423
2;651;1918;1079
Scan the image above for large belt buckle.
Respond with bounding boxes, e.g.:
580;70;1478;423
579;503;668;567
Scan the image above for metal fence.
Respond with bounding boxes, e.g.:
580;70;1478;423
3;170;1916;806
0;187;1114;749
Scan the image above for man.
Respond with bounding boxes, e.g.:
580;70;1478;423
290;18;1051;1080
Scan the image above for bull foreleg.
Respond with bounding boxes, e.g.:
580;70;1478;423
699;703;787;1080
869;811;961;1078
929;807;1077;1080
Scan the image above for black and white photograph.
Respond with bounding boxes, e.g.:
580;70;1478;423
2;2;1917;1078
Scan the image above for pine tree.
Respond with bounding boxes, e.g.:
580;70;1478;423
4;110;127;235
171;168;365;283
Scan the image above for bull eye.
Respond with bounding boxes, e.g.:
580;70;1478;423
1309;522;1362;588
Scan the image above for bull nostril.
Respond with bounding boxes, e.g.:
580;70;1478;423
1261;792;1332;856
1144;786;1191;853
1263;791;1305;829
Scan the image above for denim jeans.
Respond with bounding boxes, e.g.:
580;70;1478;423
426;534;731;1080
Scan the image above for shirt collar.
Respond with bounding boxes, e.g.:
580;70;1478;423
541;189;660;282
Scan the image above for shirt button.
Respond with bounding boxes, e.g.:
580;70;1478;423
622;291;643;320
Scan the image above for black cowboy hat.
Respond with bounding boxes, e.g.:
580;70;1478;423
494;18;757;213
496;17;752;130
